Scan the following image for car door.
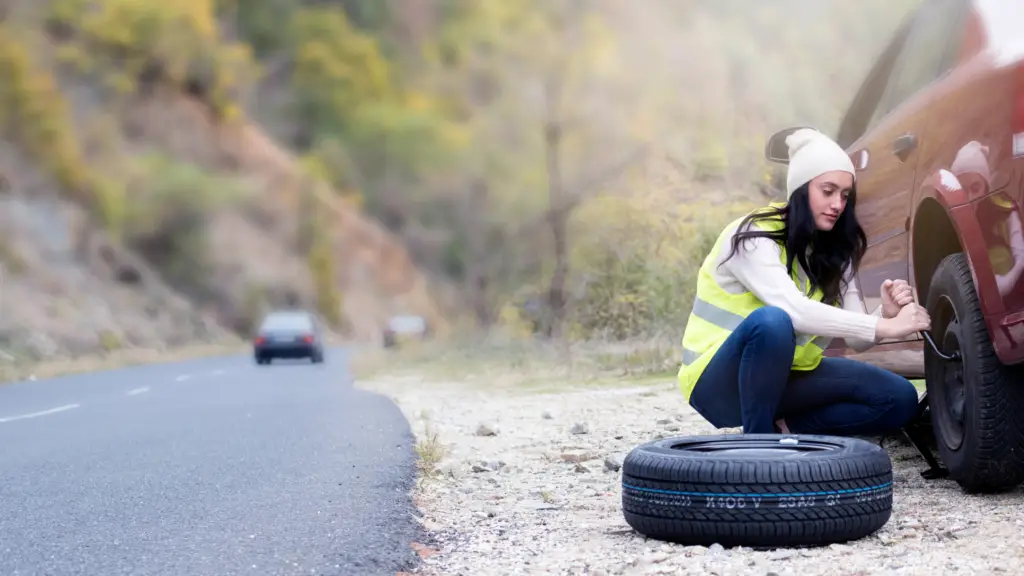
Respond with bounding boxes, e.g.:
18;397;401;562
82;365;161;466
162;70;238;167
838;0;967;345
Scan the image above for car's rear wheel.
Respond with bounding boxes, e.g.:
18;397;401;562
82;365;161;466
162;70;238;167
924;253;1024;492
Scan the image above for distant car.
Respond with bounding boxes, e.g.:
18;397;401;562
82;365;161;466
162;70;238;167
382;315;429;348
252;310;325;365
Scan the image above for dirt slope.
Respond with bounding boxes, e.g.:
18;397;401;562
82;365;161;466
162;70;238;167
0;41;443;364
118;87;443;340
0;141;233;360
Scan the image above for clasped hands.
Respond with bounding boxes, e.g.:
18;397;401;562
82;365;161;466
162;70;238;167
875;279;932;341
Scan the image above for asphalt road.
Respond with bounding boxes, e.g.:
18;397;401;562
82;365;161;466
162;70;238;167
0;349;424;576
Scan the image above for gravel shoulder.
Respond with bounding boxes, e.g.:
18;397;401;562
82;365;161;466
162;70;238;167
358;373;1024;576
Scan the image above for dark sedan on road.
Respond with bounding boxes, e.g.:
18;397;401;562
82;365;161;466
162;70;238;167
253;310;325;365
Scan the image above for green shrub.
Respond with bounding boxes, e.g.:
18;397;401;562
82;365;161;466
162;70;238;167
0;25;123;228
0;235;28;275
288;7;393;135
237;282;268;335
307;223;344;330
48;0;258;120
567;196;747;341
0;27;87;195
97;330;122;352
121;154;248;298
294;160;345;330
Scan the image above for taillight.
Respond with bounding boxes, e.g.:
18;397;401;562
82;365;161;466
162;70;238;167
254;336;266;345
301;335;314;344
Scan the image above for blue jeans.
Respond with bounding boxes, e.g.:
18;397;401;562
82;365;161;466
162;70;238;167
688;306;920;435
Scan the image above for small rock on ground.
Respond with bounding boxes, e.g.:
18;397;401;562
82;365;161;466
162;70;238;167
359;376;1024;576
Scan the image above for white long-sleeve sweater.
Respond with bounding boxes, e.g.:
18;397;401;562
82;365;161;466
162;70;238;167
712;222;883;353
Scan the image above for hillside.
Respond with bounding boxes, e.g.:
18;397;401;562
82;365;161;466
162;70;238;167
0;0;444;362
0;0;921;364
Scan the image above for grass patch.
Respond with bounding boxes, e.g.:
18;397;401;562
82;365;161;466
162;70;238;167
0;341;247;384
413;416;446;479
0;236;28;275
515;372;676;395
353;337;929;401
349;333;680;394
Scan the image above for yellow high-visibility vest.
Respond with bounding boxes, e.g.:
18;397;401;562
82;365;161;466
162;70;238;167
677;204;834;400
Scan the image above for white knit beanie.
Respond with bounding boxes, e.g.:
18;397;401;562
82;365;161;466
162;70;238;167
950;140;991;185
785;128;856;198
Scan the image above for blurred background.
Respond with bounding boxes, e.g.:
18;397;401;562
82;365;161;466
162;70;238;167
0;0;920;374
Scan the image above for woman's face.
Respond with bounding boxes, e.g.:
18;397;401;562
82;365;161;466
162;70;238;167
807;170;855;231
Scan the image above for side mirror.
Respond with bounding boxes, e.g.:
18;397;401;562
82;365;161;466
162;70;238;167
764;126;818;165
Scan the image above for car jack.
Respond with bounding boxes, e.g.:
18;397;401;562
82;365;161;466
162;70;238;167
901;392;949;479
897;330;962;480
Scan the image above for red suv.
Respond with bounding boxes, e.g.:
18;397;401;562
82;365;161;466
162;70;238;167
768;0;1024;493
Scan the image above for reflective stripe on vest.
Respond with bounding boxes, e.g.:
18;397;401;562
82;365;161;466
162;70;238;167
679;296;833;366
676;204;835;400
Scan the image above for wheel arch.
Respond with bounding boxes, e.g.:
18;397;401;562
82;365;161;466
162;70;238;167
911;171;1001;318
912;197;965;305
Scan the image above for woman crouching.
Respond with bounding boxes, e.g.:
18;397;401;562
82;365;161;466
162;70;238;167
679;128;930;436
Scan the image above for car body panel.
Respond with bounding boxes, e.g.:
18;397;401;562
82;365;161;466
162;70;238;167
823;0;1024;369
834;2;964;349
912;0;1024;363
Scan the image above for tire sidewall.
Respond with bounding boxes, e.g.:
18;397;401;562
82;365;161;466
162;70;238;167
924;253;978;475
620;433;893;547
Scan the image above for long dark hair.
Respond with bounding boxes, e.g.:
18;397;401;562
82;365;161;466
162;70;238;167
720;183;868;306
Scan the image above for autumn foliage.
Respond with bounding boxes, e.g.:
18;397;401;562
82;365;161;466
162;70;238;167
0;0;920;345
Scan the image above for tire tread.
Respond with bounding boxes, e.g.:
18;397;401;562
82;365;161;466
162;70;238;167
926;253;1024;492
621;435;892;548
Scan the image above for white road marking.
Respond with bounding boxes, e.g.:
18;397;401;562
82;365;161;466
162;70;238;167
127;387;150;396
0;404;80;423
211;369;226;376
175;375;191;382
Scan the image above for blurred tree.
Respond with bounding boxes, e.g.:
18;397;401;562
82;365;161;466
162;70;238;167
457;0;644;337
288;7;394;140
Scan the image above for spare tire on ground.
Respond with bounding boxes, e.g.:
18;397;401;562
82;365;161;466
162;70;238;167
621;434;893;548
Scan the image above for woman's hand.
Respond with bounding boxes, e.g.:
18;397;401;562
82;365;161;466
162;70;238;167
880;279;914;318
876;302;932;340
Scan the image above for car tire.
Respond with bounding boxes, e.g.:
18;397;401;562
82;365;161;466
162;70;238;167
311;351;324;364
620;434;893;548
924;252;1024;492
